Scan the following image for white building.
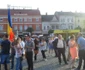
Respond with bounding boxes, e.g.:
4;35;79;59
42;15;53;34
55;12;75;30
42;12;85;34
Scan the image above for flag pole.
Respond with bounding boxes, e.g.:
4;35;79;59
7;5;10;34
7;5;10;9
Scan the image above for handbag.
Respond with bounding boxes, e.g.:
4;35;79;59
34;50;38;54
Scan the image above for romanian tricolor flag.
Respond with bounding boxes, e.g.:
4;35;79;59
7;8;14;42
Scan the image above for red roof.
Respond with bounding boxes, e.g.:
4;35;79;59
0;9;41;16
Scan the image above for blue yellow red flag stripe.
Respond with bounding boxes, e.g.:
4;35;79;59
7;8;14;42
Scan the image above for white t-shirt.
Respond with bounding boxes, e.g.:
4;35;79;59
57;39;64;48
20;41;25;55
15;44;22;58
39;42;47;51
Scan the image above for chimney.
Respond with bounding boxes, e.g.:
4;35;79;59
46;12;47;15
37;8;39;10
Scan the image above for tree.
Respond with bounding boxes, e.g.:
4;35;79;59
75;26;81;31
48;29;54;34
26;27;34;33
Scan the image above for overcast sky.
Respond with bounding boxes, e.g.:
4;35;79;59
0;0;85;14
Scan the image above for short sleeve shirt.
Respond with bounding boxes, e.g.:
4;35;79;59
1;39;11;55
77;36;85;50
25;40;34;52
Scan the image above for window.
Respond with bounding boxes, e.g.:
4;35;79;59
47;26;49;30
71;25;73;29
19;18;23;22
56;25;58;29
62;18;65;22
14;18;18;22
24;18;27;22
19;25;23;31
29;18;32;22
44;26;46;30
36;18;39;22
52;25;54;29
14;25;18;30
36;25;40;30
0;18;3;22
0;25;3;30
78;19;80;22
61;18;65;22
71;19;73;22
67;18;69;22
24;25;28;30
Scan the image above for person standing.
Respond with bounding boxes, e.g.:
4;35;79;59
15;37;23;70
66;36;71;61
0;34;11;70
57;34;68;65
10;39;16;70
39;38;47;61
34;37;39;61
76;33;85;70
48;37;54;55
52;35;58;57
19;37;25;56
25;34;34;70
68;35;78;69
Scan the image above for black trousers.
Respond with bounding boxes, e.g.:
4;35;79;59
54;47;58;57
57;48;67;64
41;50;46;59
34;54;37;61
77;50;85;70
25;51;33;70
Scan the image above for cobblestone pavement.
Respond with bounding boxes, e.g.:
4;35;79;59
23;50;81;70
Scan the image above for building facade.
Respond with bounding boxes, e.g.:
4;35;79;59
42;12;85;34
54;12;75;30
42;15;53;34
0;9;42;35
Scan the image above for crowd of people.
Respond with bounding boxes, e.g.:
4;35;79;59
0;33;85;70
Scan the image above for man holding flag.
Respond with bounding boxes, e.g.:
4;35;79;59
0;7;14;70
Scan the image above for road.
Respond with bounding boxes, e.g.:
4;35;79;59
23;50;80;70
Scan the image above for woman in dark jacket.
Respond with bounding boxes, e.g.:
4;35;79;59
34;37;39;61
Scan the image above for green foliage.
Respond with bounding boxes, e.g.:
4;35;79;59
26;27;34;33
48;29;54;34
75;26;81;31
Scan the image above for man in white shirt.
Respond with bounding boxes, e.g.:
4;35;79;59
57;34;67;65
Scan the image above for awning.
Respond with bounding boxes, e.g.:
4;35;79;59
54;30;80;34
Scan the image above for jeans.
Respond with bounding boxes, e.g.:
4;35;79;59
1;54;10;70
16;57;22;70
10;54;15;69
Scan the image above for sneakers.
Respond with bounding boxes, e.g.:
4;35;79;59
44;59;48;61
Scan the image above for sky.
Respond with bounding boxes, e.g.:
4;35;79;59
0;0;85;15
